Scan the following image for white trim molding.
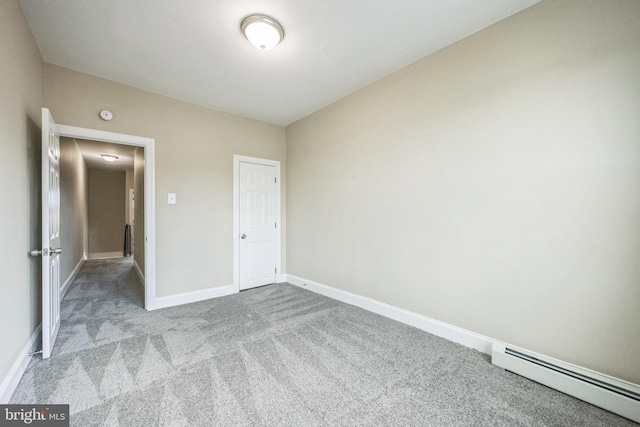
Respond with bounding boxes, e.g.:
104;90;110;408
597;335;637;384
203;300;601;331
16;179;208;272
0;325;41;403
149;285;236;311
286;274;495;354
133;260;145;291
60;257;85;299
233;155;282;294
89;252;123;260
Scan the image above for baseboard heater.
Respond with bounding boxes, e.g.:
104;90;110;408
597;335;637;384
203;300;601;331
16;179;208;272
491;342;640;423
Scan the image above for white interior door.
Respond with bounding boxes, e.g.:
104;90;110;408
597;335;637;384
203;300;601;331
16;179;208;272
41;107;62;359
239;162;277;290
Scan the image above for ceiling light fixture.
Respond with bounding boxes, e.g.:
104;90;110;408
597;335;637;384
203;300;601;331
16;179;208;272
241;15;284;51
101;154;118;162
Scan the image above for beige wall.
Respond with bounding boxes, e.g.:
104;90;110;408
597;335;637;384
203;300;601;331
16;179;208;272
88;169;126;256
0;0;43;393
286;0;640;384
44;64;287;296
60;138;88;279
133;147;145;273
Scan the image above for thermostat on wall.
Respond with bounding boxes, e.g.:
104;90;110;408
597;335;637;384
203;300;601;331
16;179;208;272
99;110;113;121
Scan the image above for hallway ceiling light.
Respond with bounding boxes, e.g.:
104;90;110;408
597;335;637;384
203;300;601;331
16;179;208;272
241;15;284;51
101;154;118;162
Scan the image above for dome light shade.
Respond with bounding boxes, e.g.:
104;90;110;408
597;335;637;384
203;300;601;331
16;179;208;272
101;154;118;162
241;15;284;51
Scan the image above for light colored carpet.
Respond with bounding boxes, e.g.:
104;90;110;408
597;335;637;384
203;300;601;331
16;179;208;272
10;258;637;426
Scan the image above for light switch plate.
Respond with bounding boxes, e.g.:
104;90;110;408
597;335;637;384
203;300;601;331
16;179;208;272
168;193;176;204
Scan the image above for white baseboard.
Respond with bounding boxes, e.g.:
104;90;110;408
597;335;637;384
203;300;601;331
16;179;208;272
276;273;287;283
149;284;236;311
133;260;145;291
89;252;122;260
0;325;41;403
60;257;85;300
286;274;495;354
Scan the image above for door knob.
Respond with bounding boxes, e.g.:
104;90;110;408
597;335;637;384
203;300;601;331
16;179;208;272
241;234;246;239
29;248;62;256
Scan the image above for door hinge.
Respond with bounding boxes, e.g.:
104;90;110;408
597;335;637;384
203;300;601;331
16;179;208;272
275;222;277;229
275;177;277;184
275;267;277;274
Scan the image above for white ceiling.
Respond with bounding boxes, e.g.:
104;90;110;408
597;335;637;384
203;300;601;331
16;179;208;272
71;138;136;172
20;0;539;126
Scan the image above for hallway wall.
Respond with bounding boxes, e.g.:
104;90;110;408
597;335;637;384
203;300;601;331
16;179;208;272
88;169;126;257
59;138;88;282
133;148;145;274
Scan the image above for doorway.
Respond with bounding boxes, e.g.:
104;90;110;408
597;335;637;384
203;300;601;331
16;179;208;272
233;155;282;292
64;139;137;261
55;122;157;310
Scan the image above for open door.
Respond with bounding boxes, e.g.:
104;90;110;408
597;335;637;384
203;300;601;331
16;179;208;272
30;108;62;359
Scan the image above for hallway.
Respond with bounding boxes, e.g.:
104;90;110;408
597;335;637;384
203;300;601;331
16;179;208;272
66;258;143;313
9;258;147;414
38;257;144;356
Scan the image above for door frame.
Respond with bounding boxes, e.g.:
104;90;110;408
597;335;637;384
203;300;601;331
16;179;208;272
56;124;157;310
233;155;282;293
